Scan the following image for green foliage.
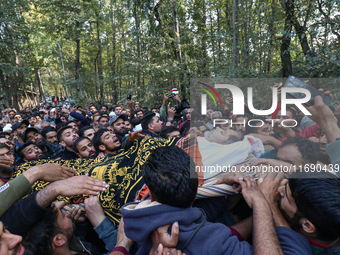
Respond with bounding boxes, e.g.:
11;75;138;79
1;0;340;108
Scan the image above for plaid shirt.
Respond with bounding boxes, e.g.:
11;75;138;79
43;142;65;160
176;134;204;187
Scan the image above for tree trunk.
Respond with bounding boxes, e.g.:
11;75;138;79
111;1;117;103
232;0;238;76
172;0;185;99
241;0;249;68
134;3;141;90
96;15;104;106
0;68;10;107
280;0;294;77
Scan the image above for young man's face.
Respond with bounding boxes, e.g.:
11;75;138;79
255;122;274;136
114;107;122;115
76;139;96;158
8;112;15;119
0;138;14;154
101;106;107;112
26;131;43;145
45;131;58;144
125;109;131;116
125;121;132;130
29;117;37;125
234;116;248;134
134;104;141;111
113;118;126;133
90;106;97;113
100;131;121;153
61;129;79;148
136;111;144;119
278;183;298;221
0;146;14;173
35;116;42;123
150;116;162;134
83;129;96;141
67;122;78;133
22;144;43;162
14;115;23;121
276;145;304;166
0;221;24;255
16;123;28;136
277;110;295;127
11;119;18;125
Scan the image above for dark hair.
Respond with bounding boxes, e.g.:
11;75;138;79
98;116;109;123
141;113;155;130
235;113;252;121
17;141;36;159
191;110;203;122
101;105;108;111
180;121;191;136
245;117;267;134
289;171;340;242
57;126;73;143
143;146;198;208
135;109;143;114
72;136;91;153
41;127;57;139
25;205;74;255
131;117;141;128
92;128;108;152
159;126;180;138
280;108;297;119
280;137;321;164
0;132;9;138
0;143;10;151
78;126;95;137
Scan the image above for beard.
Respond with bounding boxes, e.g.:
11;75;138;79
0;164;15;174
114;128;127;137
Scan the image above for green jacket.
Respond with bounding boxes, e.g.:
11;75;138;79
0;174;31;217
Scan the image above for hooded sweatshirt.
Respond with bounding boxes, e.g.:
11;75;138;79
121;200;253;255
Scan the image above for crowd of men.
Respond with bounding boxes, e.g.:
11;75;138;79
0;87;340;255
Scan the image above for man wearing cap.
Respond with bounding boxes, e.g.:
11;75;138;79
23;127;64;160
141;112;163;138
11;120;29;148
109;114;128;142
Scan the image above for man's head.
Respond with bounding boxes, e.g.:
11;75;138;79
159;126;181;138
41;127;58;144
234;114;251;135
25;107;32;115
278;171;340;243
101;105;108;113
8;110;15;119
277;108;297;127
134;103;141;111
141;113;162;136
151;107;158;113
25;205;75;255
14;113;23;122
277;137;321;166
11;118;18;125
0;144;15;174
245;118;274;136
93;115;100;127
17;141;43;162
206;108;213;122
73;137;97;158
66;121;78;133
211;111;222;123
98;116;109;129
24;128;44;145
93;129;120;155
114;106;122;115
28;115;37;126
143;146;198;208
57;126;79;150
109;115;128;137
78;126;96;141
135;109;144;120
204;127;243;145
186;109;192;121
39;121;50;130
89;105;98;114
12;120;29;137
0;221;24;255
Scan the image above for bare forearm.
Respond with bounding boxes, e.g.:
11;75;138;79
253;199;284;255
22;167;42;185
269;203;291;228
269;138;282;150
230;216;252;240
36;184;59;208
